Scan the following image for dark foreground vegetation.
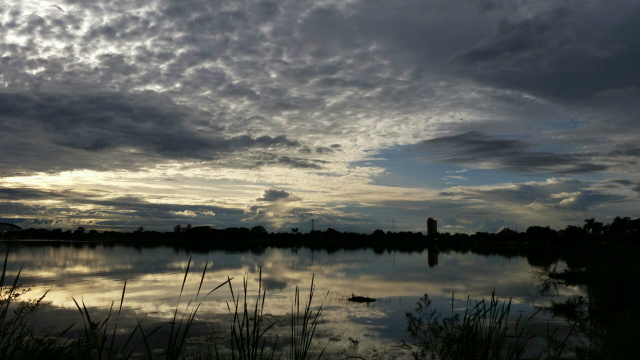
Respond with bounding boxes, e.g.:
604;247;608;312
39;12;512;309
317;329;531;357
1;253;328;360
400;236;640;360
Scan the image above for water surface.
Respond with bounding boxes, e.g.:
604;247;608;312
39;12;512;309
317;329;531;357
2;242;580;357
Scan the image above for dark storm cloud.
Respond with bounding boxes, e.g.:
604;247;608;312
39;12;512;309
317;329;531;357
413;132;605;174
609;179;633;187
4;0;638;145
257;189;291;202
0;187;68;200
288;0;639;107
0;186;211;215
610;145;640;157
453;7;569;65
0;91;297;153
0;91;305;172
450;1;640;103
607;179;640;195
0;0;491;133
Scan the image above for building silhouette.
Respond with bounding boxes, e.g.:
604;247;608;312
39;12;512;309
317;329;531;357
427;218;437;237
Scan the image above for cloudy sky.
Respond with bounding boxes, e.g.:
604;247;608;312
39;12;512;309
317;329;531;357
1;0;639;233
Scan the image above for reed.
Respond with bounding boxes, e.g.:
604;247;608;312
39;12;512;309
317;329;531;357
224;268;278;360
0;249;68;359
0;248;325;360
2;248;578;360
406;291;542;360
65;255;232;360
289;274;328;360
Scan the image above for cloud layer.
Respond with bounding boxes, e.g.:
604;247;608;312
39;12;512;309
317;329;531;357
0;0;639;232
413;131;606;174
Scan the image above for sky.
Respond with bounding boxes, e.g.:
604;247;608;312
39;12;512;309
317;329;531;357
1;0;639;233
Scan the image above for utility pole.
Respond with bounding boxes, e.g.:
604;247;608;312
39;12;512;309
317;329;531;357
311;218;315;232
392;218;395;232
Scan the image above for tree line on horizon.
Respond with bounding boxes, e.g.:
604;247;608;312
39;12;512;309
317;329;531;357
2;217;638;249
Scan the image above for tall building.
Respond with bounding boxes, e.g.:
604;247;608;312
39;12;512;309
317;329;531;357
427;218;437;237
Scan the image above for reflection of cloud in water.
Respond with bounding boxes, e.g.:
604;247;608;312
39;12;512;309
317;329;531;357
4;244;581;357
262;278;289;291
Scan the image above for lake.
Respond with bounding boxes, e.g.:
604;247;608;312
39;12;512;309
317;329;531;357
1;241;581;358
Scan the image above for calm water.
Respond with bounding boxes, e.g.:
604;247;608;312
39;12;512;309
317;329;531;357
2;242;582;358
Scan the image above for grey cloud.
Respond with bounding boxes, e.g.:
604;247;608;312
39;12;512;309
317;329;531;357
550;191;623;212
298;147;312;154
445;179;625;212
315;147;334;154
0;91;303;173
609;179;634;186
257;189;292;202
413;131;606;174
1;0;638;231
298;145;339;155
607;179;640;195
0;91;295;153
5;0;636;145
0;186;246;231
610;145;640;157
0;187;69;200
274;156;324;169
453;7;568;65
194;153;326;171
450;1;640;102
468;0;504;12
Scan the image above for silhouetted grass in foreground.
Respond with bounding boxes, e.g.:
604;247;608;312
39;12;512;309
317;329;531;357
0;249;330;360
403;292;577;360
1;248;601;359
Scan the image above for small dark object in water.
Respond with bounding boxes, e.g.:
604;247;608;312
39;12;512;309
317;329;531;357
347;294;376;303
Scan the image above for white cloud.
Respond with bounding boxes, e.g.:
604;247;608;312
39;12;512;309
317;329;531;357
170;210;197;217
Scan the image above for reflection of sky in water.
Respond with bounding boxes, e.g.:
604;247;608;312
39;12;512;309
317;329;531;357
2;243;582;357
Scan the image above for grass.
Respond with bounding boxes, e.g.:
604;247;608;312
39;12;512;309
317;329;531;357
289;274;328;360
0;249;75;359
405;292;577;360
0;248;327;359
225;268;277;360
1;247;582;360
